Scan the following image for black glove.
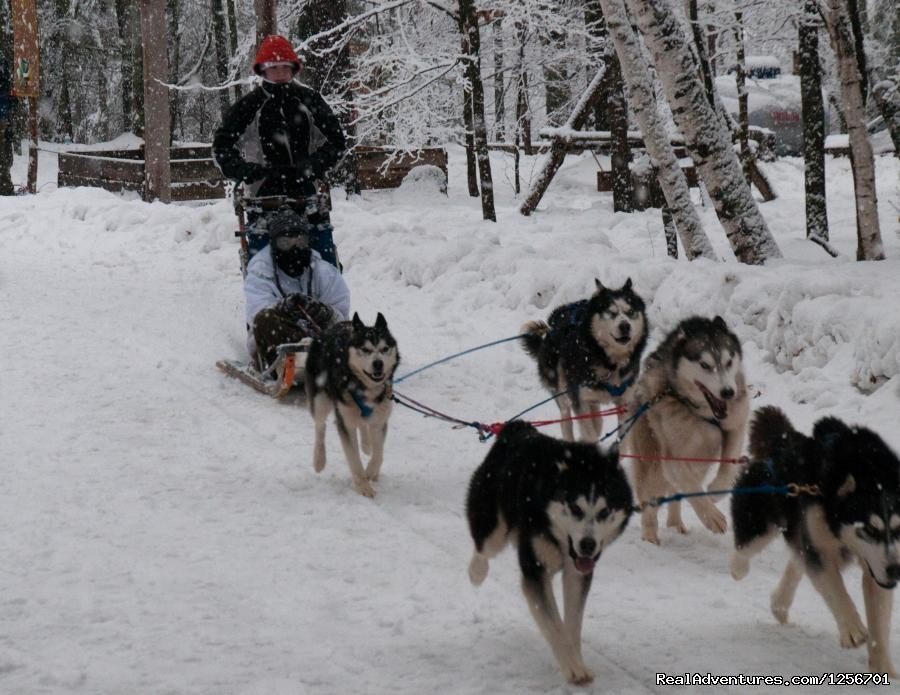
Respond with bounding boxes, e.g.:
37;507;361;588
276;294;335;329
302;299;335;329
276;293;310;315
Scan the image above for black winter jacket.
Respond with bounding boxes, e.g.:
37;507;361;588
213;80;347;198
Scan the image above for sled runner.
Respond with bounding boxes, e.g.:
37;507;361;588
216;340;312;398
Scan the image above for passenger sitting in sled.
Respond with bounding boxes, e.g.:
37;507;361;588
244;208;350;372
213;34;347;267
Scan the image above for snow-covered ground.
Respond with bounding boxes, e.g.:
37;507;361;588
1;143;898;694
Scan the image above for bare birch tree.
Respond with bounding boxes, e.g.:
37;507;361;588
626;0;781;265
598;0;716;260
459;0;496;221
822;0;885;260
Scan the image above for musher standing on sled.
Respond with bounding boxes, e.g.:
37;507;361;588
213;34;347;266
244;208;350;371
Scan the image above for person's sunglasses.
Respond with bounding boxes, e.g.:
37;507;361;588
275;235;308;251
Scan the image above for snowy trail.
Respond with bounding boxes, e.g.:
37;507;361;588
2;148;899;693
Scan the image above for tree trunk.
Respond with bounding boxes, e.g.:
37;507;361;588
662;205;678;257
167;0;180;144
141;0;171;203
459;0;496;221
823;0;884;260
799;0;829;244
597;0;716;260
226;0;240;99
626;0;781;265
586;0;633;212
493;17;505;142
846;0;868;104
211;0;231;119
255;0;277;44
871;80;900;157
131;1;144;136
0;0;13;194
514;20;532;155
52;0;74;140
114;0;134;132
685;0;715;107
733;12;751;182
541;18;569;126
463;91;479;197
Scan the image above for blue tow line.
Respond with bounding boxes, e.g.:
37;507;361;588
394;333;527;384
640;483;796;512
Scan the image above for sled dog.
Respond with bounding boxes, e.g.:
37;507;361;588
466;421;633;684
731;407;900;675
626;315;749;543
521;278;648;442
306;313;399;498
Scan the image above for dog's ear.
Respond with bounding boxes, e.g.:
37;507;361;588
621;277;633;292
594;278;605;292
813;416;852;449
836;474;856;498
374;312;388;330
352;312;364;330
713;315;728;331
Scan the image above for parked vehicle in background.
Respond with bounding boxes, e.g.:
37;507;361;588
715;56;824;156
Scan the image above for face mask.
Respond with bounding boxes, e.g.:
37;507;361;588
275;246;311;277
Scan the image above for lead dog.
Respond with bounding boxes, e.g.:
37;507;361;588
731;406;899;675
521;278;648;442
626;316;749;543
466;421;633;684
306;313;399;498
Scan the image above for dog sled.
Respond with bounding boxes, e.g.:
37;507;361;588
217;184;337;397
217;339;312;398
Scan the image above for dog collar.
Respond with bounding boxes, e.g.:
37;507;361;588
350;390;374;418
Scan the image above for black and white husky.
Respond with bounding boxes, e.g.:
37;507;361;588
626;316;750;543
731;407;900;675
521;278;648;442
466;421;633;685
305;313;399;498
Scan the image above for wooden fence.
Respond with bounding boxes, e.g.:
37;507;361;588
57;146;225;202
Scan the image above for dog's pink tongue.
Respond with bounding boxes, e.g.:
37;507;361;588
574;557;595;574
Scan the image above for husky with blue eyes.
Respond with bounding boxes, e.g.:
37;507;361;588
305;312;399;498
626;315;749;544
466;421;633;685
521;278;648;443
731;407;900;675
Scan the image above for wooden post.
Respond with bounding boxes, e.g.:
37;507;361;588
140;0;171;202
520;67;609;216
11;0;40;193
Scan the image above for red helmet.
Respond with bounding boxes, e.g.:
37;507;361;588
253;35;301;76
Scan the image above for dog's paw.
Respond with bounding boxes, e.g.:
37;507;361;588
641;530;661;545
468;555;489;586
564;665;594;686
667;519;689;534
313;451;326;473
770;590;792;624
352;477;377;498
838;618;868;649
698;506;728;534
730;553;750;581
868;653;898;677
364;463;381;481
